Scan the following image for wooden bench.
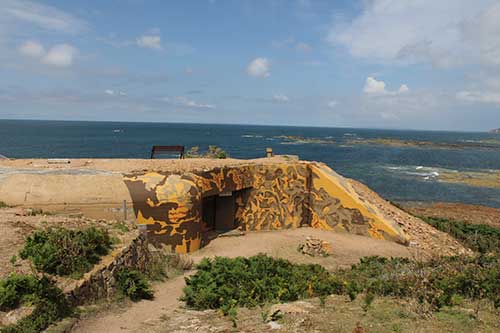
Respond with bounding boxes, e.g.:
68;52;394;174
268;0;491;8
150;145;185;159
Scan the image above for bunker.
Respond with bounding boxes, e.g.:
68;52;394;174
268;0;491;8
0;157;409;253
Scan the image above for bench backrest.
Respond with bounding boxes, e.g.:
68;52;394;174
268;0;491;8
150;145;185;159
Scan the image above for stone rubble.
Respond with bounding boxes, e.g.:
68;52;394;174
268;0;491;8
298;237;333;257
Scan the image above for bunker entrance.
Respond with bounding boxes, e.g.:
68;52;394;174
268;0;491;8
201;187;252;236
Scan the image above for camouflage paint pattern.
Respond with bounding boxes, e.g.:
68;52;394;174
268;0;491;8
123;161;408;253
308;163;409;244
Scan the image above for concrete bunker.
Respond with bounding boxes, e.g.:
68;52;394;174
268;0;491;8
0;158;409;254
122;162;409;253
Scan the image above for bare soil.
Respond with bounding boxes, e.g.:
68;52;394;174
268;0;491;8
0;207;135;279
0;156;294;174
400;201;500;228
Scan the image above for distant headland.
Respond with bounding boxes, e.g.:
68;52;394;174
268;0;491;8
489;128;500;134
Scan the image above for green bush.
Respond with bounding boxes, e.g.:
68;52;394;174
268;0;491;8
182;254;500;316
182;254;341;312
185;145;228;159
0;274;71;333
19;227;112;277
0;201;8;208
116;268;154;301
334;255;500;310
420;217;500;253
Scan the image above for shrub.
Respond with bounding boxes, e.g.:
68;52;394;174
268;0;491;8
116;268;154;301
182;254;341;313
420;217;500;253
0;201;8;208
185;145;228;159
19;227;112;277
0;274;71;332
182;254;500;316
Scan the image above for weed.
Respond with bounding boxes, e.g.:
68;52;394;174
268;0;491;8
9;255;17;265
19;227;112;277
319;295;327;307
116;268;154;301
0;201;9;208
113;223;129;234
363;292;375;312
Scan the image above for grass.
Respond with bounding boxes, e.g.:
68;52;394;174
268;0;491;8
0;201;9;208
160;295;500;333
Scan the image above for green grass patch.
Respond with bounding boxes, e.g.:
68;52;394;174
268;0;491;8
19;227;113;277
0;274;71;333
0;201;9;208
420;216;500;253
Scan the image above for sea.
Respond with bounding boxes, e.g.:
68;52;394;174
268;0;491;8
1;119;499;208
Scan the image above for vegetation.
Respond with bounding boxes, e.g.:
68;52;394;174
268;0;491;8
420;216;500;253
182;254;499;318
0;274;71;333
183;255;345;314
0;201;8;208
116;268;154;301
185;145;228;159
19;227;113;277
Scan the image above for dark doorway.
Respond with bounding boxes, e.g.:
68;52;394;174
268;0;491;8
201;187;252;235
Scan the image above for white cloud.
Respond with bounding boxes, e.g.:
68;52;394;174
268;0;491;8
295;42;312;53
327;100;338;108
328;0;500;67
398;84;409;93
172;96;216;109
363;77;409;95
364;77;386;94
42;44;77;67
273;94;289;102
105;90;127;97
19;40;45;58
137;35;162;50
0;0;86;33
456;90;500;104
247;57;270;78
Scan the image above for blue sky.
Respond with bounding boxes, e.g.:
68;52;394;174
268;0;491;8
0;0;499;131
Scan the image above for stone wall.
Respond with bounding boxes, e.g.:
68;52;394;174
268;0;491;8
65;233;151;306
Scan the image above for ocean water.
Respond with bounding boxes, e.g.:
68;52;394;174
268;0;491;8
1;119;499;208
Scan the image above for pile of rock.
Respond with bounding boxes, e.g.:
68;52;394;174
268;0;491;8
298;237;333;257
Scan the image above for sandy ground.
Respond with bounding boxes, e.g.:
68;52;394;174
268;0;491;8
0;156;295;174
0;207;135;279
401;201;500;228
71;228;412;333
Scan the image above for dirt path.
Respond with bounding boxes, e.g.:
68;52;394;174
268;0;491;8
71;273;187;333
71;228;412;332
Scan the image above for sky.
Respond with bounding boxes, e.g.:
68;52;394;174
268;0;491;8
0;0;499;131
